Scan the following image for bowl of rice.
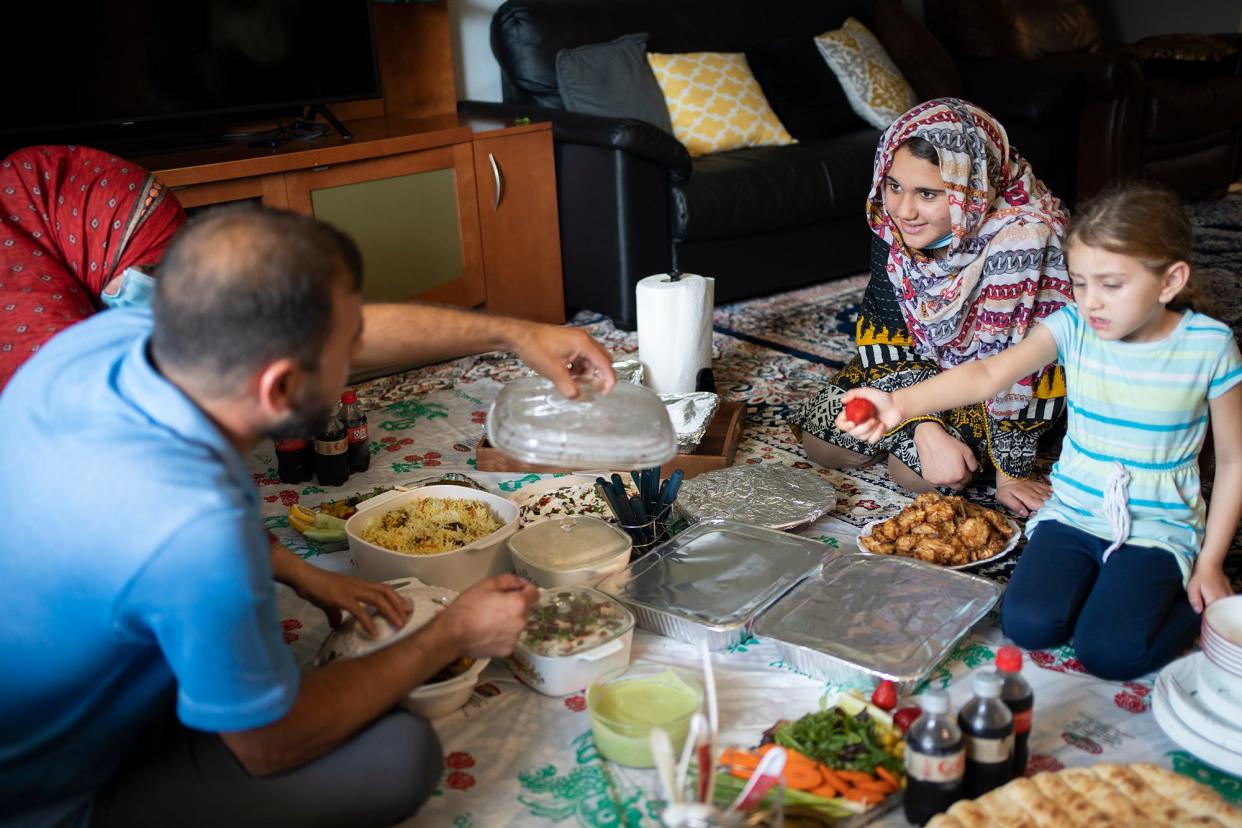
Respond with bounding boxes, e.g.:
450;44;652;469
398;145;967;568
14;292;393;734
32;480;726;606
346;485;519;591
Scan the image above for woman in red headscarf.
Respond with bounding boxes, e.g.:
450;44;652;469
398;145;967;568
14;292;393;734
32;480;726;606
0;145;186;389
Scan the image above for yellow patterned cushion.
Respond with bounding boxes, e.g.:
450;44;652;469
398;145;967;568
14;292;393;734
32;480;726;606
815;18;917;129
647;52;795;157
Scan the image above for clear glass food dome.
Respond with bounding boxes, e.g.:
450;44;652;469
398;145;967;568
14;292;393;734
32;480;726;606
486;377;677;469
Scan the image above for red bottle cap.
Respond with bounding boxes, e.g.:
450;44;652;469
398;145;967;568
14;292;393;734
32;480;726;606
997;646;1022;672
341;389;358;404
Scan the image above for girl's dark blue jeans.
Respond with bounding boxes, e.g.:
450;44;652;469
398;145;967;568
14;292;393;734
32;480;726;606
1000;520;1201;681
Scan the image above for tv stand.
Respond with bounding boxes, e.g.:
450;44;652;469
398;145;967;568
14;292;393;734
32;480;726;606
145;114;565;325
305;103;353;141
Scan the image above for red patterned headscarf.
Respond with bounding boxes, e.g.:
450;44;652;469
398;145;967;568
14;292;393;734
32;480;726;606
0;145;185;389
867;98;1071;419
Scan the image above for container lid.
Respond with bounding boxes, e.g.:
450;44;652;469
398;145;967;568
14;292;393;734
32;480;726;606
314;578;456;664
753;552;1002;684
508;516;632;572
486;377;677;469
596;519;828;630
518;586;635;658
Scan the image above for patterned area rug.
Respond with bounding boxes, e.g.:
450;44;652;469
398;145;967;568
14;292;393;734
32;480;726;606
356;194;1242;588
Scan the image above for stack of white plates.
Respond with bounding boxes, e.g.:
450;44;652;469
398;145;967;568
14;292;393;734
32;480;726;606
1153;595;1242;775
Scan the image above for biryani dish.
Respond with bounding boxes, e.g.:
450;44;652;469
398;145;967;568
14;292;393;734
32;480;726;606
360;497;504;555
859;492;1015;566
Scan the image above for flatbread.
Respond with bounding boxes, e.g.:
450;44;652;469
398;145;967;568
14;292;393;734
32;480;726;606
927;763;1242;827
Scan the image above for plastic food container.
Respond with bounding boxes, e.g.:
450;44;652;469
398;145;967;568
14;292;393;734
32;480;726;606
586;663;703;767
486;376;677;468
508;587;635;696
346;485;518;591
508;516;633;588
313;577;490;718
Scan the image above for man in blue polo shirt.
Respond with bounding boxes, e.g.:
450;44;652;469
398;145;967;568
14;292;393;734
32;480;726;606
0;207;614;828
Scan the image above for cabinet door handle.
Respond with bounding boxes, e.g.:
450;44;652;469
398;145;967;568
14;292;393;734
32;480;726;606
489;152;503;210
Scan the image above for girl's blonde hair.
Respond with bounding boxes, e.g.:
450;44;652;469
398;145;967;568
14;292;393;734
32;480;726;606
1065;181;1205;313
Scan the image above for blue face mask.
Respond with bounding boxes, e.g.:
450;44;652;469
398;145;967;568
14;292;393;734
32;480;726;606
100;267;157;310
924;231;954;250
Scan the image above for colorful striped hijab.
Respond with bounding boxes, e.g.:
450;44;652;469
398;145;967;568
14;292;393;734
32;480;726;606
866;98;1071;418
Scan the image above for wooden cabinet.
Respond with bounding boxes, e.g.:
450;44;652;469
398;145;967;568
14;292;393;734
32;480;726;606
473;126;565;324
145;115;565;323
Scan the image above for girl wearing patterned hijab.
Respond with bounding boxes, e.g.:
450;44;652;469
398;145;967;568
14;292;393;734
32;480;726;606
791;98;1072;516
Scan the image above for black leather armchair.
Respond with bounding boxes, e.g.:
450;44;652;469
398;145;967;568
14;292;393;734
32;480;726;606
463;0;1083;329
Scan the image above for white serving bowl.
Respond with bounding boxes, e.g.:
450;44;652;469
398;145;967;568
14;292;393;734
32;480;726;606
507;587;635;696
314;577;490;718
508;516;633;588
346;485;519;591
1204;595;1242;653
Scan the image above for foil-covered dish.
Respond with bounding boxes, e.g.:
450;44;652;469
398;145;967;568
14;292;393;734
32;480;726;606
754;549;1002;693
658;392;719;451
595;519;829;650
400;473;488;492
611;359;645;386
675;464;836;529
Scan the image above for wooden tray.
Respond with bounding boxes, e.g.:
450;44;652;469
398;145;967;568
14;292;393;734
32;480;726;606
475;399;745;479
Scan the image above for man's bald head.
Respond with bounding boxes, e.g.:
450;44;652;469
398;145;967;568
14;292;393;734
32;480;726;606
151;206;362;396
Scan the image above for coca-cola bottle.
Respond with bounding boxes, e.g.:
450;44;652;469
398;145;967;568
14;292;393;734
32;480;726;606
997;646;1034;778
958;670;1014;799
903;689;965;825
313;404;350;487
340;389;370;473
274;436;312;484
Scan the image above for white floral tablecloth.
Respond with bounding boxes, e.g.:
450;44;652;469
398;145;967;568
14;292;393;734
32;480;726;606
250;381;1242;827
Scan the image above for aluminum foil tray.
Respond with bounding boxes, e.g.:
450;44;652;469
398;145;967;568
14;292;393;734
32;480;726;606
754;550;1001;693
675;464;836;530
595;519;830;650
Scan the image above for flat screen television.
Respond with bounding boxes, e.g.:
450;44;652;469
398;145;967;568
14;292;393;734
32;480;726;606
1;0;380;155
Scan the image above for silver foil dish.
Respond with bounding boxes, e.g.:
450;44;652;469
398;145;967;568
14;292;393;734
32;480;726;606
676;464;837;530
612;358;645;386
595;519;830;650
754;549;1002;693
659;392;719;451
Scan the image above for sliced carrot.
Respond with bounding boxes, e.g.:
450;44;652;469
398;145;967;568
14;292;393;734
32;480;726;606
782;749;821;770
852;778;894;794
719;748;760;771
817;764;851;792
875;766;901;788
729;768;752;782
835;769;877;786
843;788;885;805
782;763;825;791
808;780;843;799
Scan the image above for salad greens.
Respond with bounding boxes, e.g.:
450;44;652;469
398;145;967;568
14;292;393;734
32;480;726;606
774;707;903;776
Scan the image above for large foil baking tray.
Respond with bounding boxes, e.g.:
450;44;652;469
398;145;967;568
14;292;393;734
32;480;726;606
595;519;830;650
754;551;1001;692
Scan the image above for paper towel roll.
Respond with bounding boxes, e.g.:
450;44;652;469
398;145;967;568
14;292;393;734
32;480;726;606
636;272;714;395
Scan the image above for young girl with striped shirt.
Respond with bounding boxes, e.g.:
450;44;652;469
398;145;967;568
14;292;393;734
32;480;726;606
837;182;1242;681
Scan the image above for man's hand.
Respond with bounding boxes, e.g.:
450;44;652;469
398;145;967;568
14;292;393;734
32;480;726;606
995;472;1051;517
1187;561;1234;613
291;566;410;638
505;320;615;399
435;574;539;658
912;422;978;489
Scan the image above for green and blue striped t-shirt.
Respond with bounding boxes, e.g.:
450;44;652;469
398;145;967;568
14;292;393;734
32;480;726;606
1026;305;1242;583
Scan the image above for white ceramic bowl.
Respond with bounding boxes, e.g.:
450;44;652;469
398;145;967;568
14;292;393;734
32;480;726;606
507;587;635;696
346;485;519;591
314;577;491;718
1204;595;1242;652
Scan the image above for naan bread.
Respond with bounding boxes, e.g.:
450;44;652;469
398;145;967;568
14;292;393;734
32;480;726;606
927;763;1242;827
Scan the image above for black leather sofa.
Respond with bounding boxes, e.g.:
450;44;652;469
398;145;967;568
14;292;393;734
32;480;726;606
461;0;1081;329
